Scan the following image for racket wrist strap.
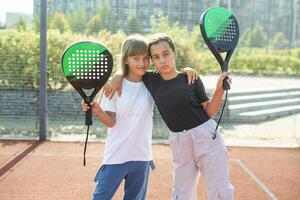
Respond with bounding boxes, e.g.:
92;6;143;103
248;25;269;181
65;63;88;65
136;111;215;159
83;125;90;166
212;90;228;140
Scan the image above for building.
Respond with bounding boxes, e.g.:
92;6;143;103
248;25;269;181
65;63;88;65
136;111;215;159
5;12;32;28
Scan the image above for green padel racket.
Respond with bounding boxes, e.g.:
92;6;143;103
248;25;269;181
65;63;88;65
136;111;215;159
199;7;239;139
62;41;113;165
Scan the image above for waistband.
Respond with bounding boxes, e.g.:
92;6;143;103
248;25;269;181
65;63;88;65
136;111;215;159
170;119;217;135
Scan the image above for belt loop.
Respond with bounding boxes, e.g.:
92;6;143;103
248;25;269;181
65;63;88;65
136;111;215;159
150;160;156;170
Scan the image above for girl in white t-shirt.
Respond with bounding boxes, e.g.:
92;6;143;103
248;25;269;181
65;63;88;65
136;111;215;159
82;34;154;200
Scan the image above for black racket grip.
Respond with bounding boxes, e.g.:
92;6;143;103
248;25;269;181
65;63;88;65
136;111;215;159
223;76;230;90
85;100;93;126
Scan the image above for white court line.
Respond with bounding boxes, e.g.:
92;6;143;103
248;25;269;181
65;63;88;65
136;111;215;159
232;159;278;200
0;152;101;158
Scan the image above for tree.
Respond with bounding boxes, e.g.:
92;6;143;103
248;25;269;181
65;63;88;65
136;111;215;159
126;12;142;34
240;28;251;47
66;7;87;33
240;22;267;48
14;17;27;31
150;12;171;33
85;0;113;34
49;13;71;33
86;15;101;34
271;32;288;49
251;22;267;47
97;0;111;30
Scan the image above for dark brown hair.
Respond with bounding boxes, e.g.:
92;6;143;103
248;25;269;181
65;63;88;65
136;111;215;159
148;33;176;58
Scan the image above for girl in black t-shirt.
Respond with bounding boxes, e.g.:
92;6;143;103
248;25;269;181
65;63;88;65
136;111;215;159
146;33;234;200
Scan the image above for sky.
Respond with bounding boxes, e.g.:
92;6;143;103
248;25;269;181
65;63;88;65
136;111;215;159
0;0;33;24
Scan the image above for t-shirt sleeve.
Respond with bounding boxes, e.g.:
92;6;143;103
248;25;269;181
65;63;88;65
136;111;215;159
142;71;152;88
194;77;209;103
142;71;158;92
100;93;117;112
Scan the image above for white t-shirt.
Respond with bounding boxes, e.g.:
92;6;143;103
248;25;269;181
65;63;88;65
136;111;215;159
100;78;154;164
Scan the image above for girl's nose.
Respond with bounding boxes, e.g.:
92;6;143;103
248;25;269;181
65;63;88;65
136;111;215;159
139;59;145;66
159;56;165;64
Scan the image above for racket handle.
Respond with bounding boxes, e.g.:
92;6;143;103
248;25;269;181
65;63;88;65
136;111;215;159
85;100;93;126
223;76;230;90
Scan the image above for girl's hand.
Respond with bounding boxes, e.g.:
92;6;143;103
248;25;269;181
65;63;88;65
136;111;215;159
181;67;198;85
81;99;101;114
103;75;123;99
216;72;232;91
81;99;89;112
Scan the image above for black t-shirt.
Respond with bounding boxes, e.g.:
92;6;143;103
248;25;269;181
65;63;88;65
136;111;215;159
142;71;210;132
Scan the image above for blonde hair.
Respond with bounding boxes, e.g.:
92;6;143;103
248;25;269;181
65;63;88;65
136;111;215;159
121;34;148;76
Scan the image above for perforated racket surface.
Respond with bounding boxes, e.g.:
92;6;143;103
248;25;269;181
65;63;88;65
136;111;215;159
200;7;239;90
62;41;113;90
62;41;113;125
62;41;113;165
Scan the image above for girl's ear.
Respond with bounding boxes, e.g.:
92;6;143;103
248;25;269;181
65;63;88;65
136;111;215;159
173;50;177;58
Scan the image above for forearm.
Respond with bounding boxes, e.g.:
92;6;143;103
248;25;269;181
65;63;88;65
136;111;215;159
205;89;225;118
94;108;116;128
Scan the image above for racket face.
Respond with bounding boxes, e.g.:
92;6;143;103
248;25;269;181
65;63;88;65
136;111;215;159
62;41;113;90
200;7;239;52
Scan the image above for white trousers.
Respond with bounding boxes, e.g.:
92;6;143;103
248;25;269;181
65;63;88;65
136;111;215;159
169;119;234;200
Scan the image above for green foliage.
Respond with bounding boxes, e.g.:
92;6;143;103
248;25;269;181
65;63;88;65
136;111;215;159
85;1;114;35
66;7;88;34
271;32;289;49
86;15;102;34
230;53;300;75
126;12;142;34
240;28;251;47
14;17;27;31
49;13;71;33
291;48;300;59
240;22;267;48
191;26;204;50
1;17;299;90
98;0;111;28
0;30;39;89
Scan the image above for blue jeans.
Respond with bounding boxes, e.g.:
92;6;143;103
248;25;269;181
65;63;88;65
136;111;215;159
92;161;155;200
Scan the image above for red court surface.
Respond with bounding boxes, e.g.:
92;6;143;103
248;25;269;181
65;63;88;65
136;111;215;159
0;140;299;200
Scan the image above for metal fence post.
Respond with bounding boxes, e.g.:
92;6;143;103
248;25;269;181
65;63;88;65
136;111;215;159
39;0;47;140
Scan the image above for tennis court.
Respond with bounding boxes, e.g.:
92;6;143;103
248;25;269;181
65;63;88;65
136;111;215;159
1;1;300;200
1;140;299;200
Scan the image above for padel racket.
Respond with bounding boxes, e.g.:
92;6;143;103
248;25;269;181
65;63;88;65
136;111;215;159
62;41;113;165
199;7;239;139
